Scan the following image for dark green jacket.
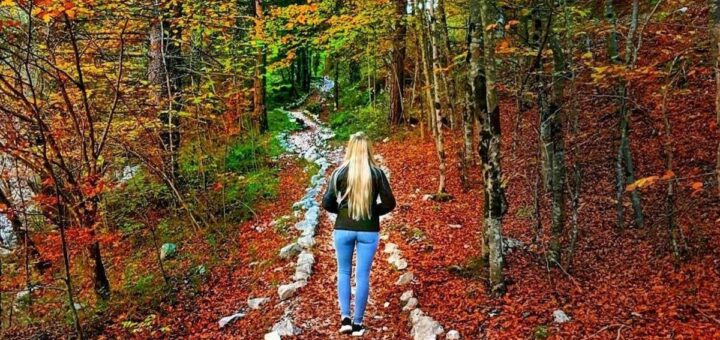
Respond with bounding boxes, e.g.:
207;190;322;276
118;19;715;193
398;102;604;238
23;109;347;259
321;165;396;232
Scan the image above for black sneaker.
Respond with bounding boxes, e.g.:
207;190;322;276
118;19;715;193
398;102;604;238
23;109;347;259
351;324;366;337
339;317;352;334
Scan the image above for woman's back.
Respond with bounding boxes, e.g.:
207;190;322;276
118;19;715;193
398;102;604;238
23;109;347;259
322;164;395;232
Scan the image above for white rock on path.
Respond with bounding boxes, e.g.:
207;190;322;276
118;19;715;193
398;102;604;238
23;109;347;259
278;281;305;300
409;308;425;323
293;251;315;281
264;331;281;340
384;243;398;254
297;234;316;248
446;330;461;339
403;297;418;311
412;315;444;340
393;258;408;270
400;290;414;303
218;312;245;328
247;297;269;310
553;309;571;323
297;251;315;267
279;243;301;259
272;316;301;336
388;251;402;262
396;272;414;285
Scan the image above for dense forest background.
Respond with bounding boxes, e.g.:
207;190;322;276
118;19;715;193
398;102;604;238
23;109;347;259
0;0;719;338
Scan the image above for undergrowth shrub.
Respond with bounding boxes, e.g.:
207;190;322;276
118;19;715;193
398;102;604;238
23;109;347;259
330;102;389;140
103;169;171;235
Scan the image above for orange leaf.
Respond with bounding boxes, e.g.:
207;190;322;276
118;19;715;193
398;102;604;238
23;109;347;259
660;170;675;180
626;176;659;192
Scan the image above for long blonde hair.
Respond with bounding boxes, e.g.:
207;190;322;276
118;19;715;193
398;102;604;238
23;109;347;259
340;132;376;220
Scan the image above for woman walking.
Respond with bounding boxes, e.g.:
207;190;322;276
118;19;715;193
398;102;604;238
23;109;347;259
322;132;396;336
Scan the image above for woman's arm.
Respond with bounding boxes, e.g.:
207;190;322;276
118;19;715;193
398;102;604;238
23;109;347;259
322;170;339;214
375;169;396;216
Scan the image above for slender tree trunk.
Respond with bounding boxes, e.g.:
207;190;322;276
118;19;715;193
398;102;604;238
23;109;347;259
460;19;474;189
479;0;506;296
562;0;581;272
436;0;458;127
661;58;684;266
149;3;182;183
56;191;83;339
84;198;110;299
624;0;644;228
428;0;448;195
546;26;568;265
711;0;720;196
606;0;643;229
389;0;408;124
417;2;437;138
468;1;488;257
253;0;268;132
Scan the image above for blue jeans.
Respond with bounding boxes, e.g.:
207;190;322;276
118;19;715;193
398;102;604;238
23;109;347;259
333;230;380;324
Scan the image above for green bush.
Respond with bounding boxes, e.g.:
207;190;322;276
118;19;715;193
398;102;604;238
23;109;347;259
104;169;171;235
225;138;265;173
268;108;300;133
219;168;278;220
330;102;389;140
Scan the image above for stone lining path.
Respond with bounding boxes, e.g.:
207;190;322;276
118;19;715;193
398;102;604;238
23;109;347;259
219;105;454;339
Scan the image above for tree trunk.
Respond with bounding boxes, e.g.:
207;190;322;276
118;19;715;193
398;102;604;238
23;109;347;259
546;33;567;265
149;3;183;183
606;0;643;229
56;190;84;339
428;0;448;195
294;47;311;94
711;0;720;196
661;58;684;266
416;2;437;138
253;0;268;132
460;19;474;189
436;0;458;127
334;55;341;110
478;0;506;296
562;1;581;272
83;197;111;299
468;0;488;258
389;0;408;124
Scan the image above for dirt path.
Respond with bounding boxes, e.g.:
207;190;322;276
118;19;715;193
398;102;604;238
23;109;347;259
273;110;415;339
291;206;410;339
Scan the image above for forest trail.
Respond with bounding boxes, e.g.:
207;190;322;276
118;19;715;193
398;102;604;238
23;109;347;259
266;106;420;339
